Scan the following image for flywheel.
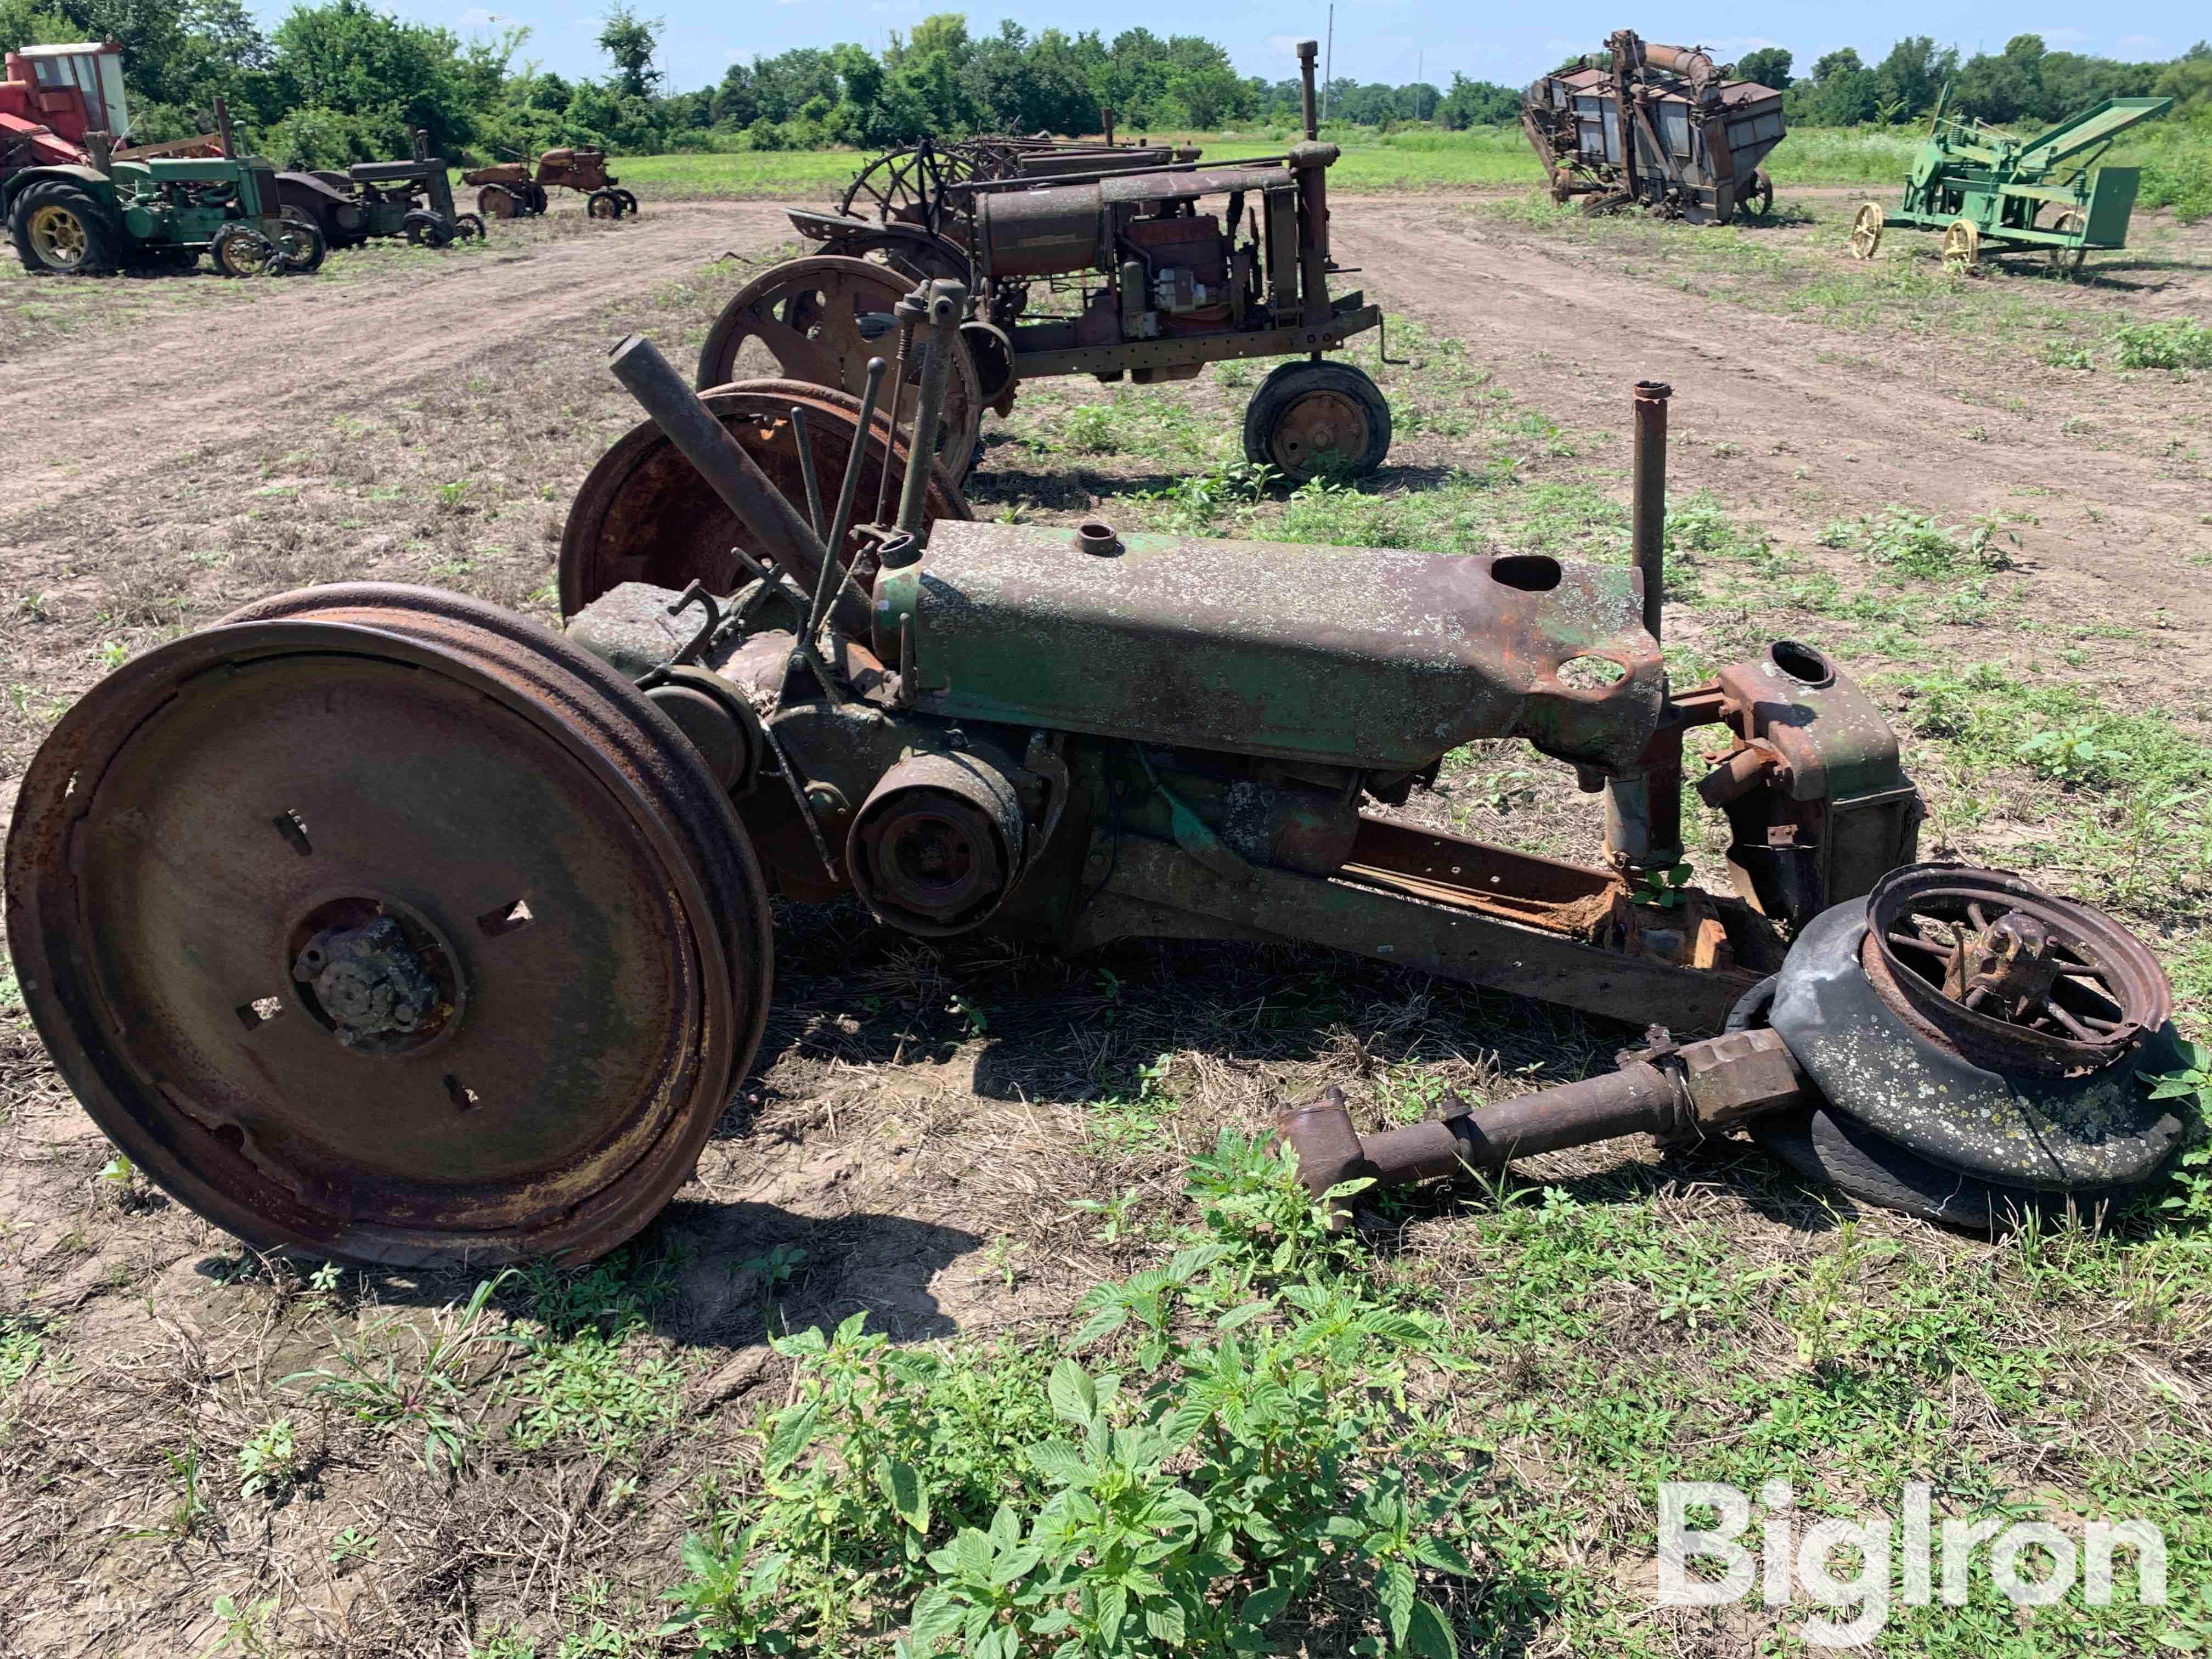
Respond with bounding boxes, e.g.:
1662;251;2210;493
3;584;774;1267
694;254;984;478
558;378;970;617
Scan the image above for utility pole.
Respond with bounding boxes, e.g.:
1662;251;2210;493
1322;4;1333;123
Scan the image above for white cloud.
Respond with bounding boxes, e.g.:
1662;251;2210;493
1700;37;1784;54
2116;34;2163;53
2039;27;2091;46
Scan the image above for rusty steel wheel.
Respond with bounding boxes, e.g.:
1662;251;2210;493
478;185;519;219
587;189;624;220
1242;359;1393;483
839;140;973;230
695;255;984;479
1848;202;1883;260
3;584;773;1268
559;379;972;616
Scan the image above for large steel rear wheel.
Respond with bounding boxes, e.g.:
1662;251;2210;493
559;379;970;615
695;255;984;479
3;584;773;1268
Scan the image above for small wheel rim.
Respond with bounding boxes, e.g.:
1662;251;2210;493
217;229;272;276
1849;204;1882;259
2050;211;2086;274
27;204;88;269
1268;387;1372;474
1942;219;1979;267
5;588;769;1266
589;193;620;219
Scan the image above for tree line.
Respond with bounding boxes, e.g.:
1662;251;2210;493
2;1;2205;170
1729;35;2210;129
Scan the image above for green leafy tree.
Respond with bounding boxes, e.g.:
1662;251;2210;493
1734;46;1792;91
596;3;659;99
268;0;484;154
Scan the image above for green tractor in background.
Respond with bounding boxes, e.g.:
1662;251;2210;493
2;44;319;277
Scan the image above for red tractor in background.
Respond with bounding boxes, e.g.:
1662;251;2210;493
463;147;636;220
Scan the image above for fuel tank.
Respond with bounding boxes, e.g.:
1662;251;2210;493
871;521;1664;775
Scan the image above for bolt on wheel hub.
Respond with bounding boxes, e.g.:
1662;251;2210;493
289;900;460;1053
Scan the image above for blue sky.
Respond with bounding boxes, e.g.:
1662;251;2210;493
366;3;2203;92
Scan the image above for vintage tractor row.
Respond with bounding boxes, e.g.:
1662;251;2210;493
1847;86;2172;274
5;276;2187;1269
463;147;636;221
3;44;319;275
1522;30;1785;223
705;41;1390;487
277;131;484;250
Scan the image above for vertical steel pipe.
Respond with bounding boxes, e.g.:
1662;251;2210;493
895;281;966;539
1633;380;1671;645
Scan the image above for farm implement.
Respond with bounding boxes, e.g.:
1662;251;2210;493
1848;88;2174;273
462;147;635;221
1522;30;1786;223
5;273;2188;1268
704;41;1389;486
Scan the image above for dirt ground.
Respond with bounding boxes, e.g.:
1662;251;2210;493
3;192;2210;1657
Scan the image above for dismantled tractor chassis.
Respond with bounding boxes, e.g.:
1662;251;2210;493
705;41;1389;487
4;285;2187;1267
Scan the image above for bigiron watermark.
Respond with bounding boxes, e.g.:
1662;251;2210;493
1657;1480;2168;1646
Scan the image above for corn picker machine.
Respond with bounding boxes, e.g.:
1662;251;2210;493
5;275;2188;1268
1522;31;1786;223
1847;88;2173;274
707;42;1390;486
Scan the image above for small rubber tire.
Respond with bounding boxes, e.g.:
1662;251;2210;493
454;212;486;242
403;212;454;249
10;179;125;276
1242;359;1392;483
615;189;639;216
586;189;624;221
210;222;275;278
525;183;549;215
274;208;327;275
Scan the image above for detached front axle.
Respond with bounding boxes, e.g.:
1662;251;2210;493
1280;865;2186;1232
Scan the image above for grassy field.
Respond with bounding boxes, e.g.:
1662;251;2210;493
605;119;2210;212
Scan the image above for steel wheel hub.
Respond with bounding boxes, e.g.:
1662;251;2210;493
4;584;773;1266
1273;389;1370;470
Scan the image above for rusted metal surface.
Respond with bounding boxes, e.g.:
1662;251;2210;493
558;378;967;618
1860;865;2171;1075
874;524;1665;774
1769;870;2182;1192
1277;1039;1758;1209
726;42;1384;483
1522;30;1785;223
693;255;981;476
1709;642;1923;925
2;584;771;1267
1076;832;1763;1034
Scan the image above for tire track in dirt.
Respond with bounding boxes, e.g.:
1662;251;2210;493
1335;200;2212;659
5;202;796;495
